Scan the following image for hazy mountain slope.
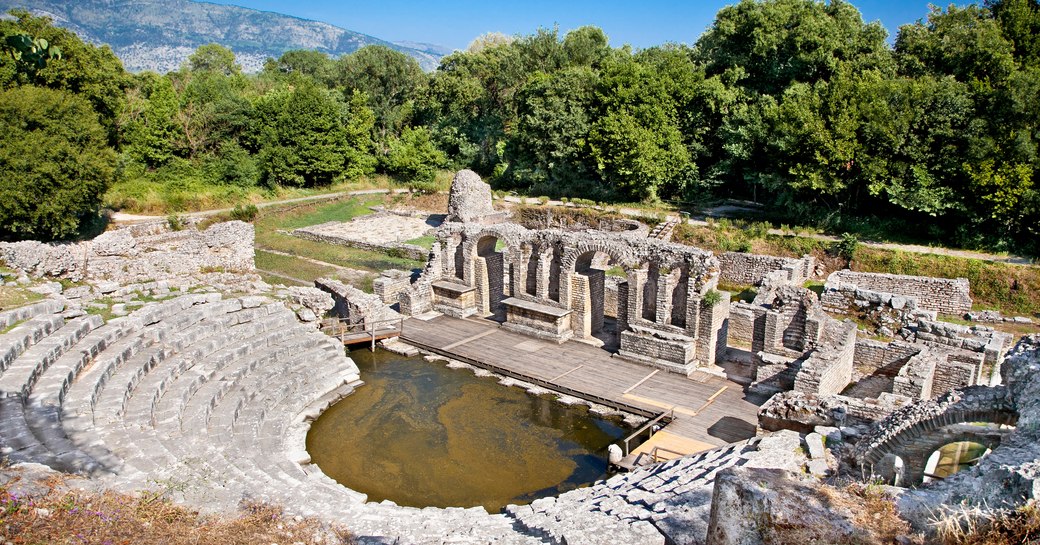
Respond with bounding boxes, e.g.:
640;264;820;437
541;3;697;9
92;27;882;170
0;0;446;72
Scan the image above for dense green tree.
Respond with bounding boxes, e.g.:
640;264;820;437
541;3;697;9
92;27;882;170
262;49;334;84
986;0;1040;67
505;67;599;192
382;126;447;189
187;43;241;76
335;46;426;144
694;0;892;96
896;5;1015;83
120;72;182;166
0;10;129;144
0;86;115;240
254;84;374;187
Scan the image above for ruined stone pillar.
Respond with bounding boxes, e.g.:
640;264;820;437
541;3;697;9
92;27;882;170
628;268;647;327
695;291;730;370
655;271;674;327
536;248;553;300
617;281;630;333
571;274;592;339
474;256;491;316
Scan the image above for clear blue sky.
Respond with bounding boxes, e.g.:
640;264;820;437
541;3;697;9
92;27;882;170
203;0;940;51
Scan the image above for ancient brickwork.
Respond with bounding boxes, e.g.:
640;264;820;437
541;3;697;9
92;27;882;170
401;221;725;373
727;303;757;346
914;318;1011;374
315;278;399;325
718;252;814;287
854;339;920;376
0;221;255;284
825;270;971;315
372;269;414;304
793;317;857;396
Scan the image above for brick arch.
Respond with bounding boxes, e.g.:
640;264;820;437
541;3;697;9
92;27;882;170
854;385;1017;485
559;242;635;313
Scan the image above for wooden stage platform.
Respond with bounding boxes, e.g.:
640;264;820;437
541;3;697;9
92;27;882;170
401;314;768;465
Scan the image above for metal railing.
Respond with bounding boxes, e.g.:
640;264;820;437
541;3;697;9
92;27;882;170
320;317;405;351
649;445;684;464
622;408;675;456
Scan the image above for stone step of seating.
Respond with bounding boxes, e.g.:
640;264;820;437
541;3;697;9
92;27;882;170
137;305;295;427
0;315;66;373
146;317;307;428
0;315;103;400
0;300;65;330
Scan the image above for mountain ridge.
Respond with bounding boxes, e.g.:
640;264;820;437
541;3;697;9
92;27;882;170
0;0;450;72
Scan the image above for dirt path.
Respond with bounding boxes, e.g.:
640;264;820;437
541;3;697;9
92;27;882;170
109;188;410;224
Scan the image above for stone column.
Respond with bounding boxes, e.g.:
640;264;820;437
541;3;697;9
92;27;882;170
628;268;647;327
695;291;730;370
656;272;675;327
536;248;553;300
571;274;592;339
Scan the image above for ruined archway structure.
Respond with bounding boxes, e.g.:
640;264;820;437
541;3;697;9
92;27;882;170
852;385;1017;485
400;222;730;375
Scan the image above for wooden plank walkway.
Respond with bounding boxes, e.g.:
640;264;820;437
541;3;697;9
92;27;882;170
401;315;767;459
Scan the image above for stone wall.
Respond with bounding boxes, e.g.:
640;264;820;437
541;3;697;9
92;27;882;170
825;270;972;315
758;390;913;432
718;252;815;287
853;339;920;376
0;221;255;284
315;277;399;325
372;269;415;305
914;318;1012;372
727;303;758;346
793;317;857;396
603;275;622;318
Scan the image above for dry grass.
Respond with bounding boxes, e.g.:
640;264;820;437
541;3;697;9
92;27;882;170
0;482;355;545
0;285;45;313
931;501;1040;545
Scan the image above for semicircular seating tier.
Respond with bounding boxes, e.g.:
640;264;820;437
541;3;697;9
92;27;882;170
0;294;549;544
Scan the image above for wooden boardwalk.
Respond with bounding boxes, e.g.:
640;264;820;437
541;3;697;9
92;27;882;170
401;314;767;462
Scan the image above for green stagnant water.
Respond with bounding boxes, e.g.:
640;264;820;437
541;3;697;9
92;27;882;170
306;349;629;513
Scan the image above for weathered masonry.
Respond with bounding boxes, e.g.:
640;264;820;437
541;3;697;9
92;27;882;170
401;223;730;375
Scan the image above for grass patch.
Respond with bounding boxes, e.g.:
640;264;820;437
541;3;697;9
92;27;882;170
256;196;382;232
404;235;437;249
719;283;757;303
0;285;44;312
254;250;339;285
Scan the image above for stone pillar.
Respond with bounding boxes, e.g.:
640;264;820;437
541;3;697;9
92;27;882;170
474;256;491;316
571;274;592;339
617;281;630;334
628;268;647;327
536;248;553;300
696;291;730;370
587;269;604;334
655;272;674;327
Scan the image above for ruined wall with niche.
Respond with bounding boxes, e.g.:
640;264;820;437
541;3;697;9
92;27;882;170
399;220;726;373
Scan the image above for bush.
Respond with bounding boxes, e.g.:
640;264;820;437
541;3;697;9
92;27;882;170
833;232;860;265
382;126;447;188
229;204;258;222
703;289;723;306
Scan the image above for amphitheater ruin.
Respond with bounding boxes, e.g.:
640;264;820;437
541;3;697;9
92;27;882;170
0;169;1037;544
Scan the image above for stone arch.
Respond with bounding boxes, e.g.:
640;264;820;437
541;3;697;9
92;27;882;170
463;230;514;319
919;433;1000;483
855;386;1018;486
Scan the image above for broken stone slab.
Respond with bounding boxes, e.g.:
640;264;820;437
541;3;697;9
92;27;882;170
804;432;826;459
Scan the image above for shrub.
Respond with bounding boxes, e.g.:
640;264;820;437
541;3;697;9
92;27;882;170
833;232;860;265
229;204;258;222
703;289;723;306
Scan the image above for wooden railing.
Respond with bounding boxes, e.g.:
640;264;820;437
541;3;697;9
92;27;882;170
320;317;405;351
622;408;675;456
648;445;684;464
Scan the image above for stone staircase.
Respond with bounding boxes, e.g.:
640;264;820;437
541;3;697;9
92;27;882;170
647;218;681;241
504;432;806;545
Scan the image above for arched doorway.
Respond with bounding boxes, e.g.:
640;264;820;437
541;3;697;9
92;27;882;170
571;250;625;349
923;440;991;482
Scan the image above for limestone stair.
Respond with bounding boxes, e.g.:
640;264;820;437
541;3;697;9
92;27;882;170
647;219;681;242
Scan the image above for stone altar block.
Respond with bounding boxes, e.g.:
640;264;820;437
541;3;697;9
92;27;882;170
501;297;573;343
432;280;477;318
